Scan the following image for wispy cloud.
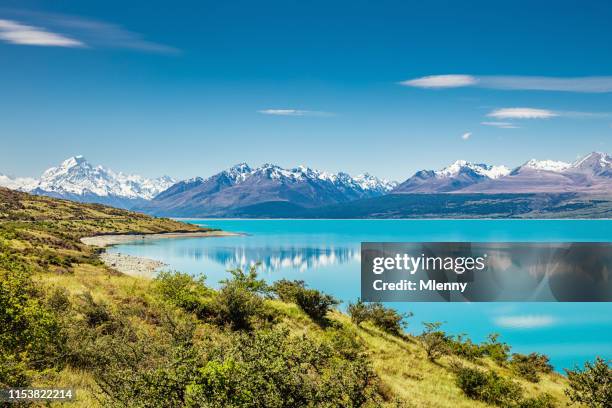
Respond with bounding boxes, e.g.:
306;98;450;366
487;107;612;120
461;132;472;140
481;121;519;129
258;109;333;117
401;74;612;93
0;10;178;54
487;108;558;119
0;19;84;47
400;74;477;89
494;315;557;329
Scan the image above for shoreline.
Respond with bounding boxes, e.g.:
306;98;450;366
80;230;240;248
81;230;240;278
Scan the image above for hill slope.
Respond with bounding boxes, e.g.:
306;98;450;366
0;188;576;407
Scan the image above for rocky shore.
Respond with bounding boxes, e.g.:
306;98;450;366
100;252;167;278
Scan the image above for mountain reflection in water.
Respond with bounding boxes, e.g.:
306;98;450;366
174;245;360;272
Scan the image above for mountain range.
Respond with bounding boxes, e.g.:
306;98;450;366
0;156;176;208
394;152;612;194
1;152;611;217
140;163;397;216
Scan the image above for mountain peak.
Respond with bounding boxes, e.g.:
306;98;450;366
573;151;611;167
436;160;510;179
521;159;571;172
61;155;88;168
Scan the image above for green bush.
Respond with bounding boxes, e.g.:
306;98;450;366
510;353;553;383
221;264;269;295
564;357;612;408
272;279;339;324
214;281;269;331
347;299;411;336
213;266;274;331
271;279;305;302
455;365;522;406
447;334;485;361
0;254;64;387
155;271;215;319
420;322;449;362
482;333;511;364
90;321;382;408
294;287;339;323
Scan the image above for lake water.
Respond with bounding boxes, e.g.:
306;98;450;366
109;219;612;371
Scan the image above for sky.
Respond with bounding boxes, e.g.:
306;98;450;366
1;0;612;181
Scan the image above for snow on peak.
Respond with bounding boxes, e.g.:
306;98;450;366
213;163;396;192
572;152;612;169
523;159;571;172
436;160;510;179
354;173;397;192
36;156;176;200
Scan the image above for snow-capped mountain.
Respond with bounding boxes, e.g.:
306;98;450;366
519;159;571;173
393;152;612;194
393;160;510;193
1;156;175;209
141;163;396;216
34;156;175;200
459;152;612;193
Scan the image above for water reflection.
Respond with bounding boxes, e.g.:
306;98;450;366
175;245;360;272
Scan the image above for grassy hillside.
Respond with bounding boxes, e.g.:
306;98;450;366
0;187;597;407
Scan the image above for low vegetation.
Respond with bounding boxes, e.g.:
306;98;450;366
347;299;412;336
1;187;609;407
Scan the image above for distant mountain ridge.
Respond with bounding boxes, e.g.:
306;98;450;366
1;152;611;217
141;163;397;216
393;160;511;193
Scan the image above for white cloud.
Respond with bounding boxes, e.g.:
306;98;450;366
400;74;477;89
401;74;612;93
481;121;519;129
494;315;557;329
461;132;471;140
0;19;84;47
258;109;332;117
487;108;558;119
0;11;178;54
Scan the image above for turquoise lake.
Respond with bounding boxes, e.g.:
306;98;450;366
109;219;612;371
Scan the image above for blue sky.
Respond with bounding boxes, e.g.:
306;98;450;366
1;0;611;180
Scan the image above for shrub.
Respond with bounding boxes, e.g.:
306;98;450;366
510;353;553;383
186;327;381;408
347;298;369;326
78;292;112;328
92;323;382;408
347;299;411;336
214;281;268;331
272;279;339;324
221;264;269;295
420;322;449;362
564;357;612;408
295;287;339;323
271;279;305;302
0;254;64;387
46;287;71;313
155;271;215;319
482;333;511;364
455;365;522;406
447;334;485;361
